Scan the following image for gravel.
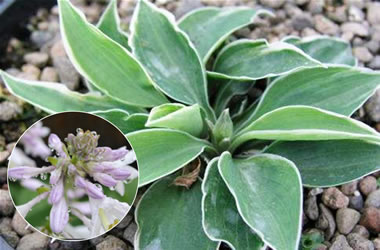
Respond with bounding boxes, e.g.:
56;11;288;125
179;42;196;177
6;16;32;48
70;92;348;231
336;208;361;235
0;190;15;216
16;232;49;250
322;187;349;209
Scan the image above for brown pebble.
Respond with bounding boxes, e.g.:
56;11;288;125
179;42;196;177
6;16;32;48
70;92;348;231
40;67;59;82
341;181;358;196
322;187;349;209
359;176;377;196
360;207;380;233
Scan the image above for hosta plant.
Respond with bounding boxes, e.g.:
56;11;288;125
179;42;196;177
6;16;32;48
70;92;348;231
2;0;380;249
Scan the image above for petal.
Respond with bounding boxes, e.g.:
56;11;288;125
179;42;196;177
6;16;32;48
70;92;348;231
50;197;69;233
8;166;55;179
107;168;131;181
20;178;46;191
93;173;118;187
48;177;64;204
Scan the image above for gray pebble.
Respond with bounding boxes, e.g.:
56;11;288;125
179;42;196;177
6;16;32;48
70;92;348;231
40;67;59;82
369;56;380;69
330;235;353;250
327;6;347;23
96;235;129;250
11;212;32;236
348;6;364;22
259;0;285;9
0;101;21;122
291;13;314;31
52;57;80;90
0;190;15;216
336;208;361;235
322;187;349;209
365;90;380;123
316;204;336;240
367;2;380;25
31;31;54;48
347;233;374;250
23;52;49;68
305;195;319;220
353;47;373;63
341;22;369;37
341;181;358;196
352;225;370;239
349;192;364;211
123;222;137;244
0;218;19;248
314;15;339;35
307;0;324;14
16;232;49;250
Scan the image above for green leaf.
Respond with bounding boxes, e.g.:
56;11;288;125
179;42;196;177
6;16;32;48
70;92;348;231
178;7;271;63
209;39;321;81
146;103;204;137
123;114;149;134
283;36;356;66
237;66;380;130
130;0;215;121
1;71;138;113
92;109;147;134
127;129;213;186
58;0;167;107
231;106;380;151
213;80;252;116
265;140;380;187
97;0;131;50
218;152;302;250
136;175;219;250
202;158;264;250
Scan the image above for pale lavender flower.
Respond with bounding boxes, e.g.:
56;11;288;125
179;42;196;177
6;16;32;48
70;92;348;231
9;128;137;239
50;197;69;233
20;122;51;158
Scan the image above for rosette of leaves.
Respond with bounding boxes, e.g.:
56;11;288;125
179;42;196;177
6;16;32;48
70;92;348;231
2;0;380;249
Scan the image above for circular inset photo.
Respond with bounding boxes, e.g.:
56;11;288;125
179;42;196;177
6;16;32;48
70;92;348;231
7;112;139;240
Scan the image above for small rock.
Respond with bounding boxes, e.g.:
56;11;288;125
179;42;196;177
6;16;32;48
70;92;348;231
352;225;370;239
360;207;380;233
353;47;373;63
175;0;203;18
30;31;54;48
301;27;320;37
116;215;133;229
0;218;19;248
330;235;353;250
96;235;129;250
295;0;308;5
365;90;380;123
359;176;377;196
341;181;358;196
327;6;347;23
11;212;32;236
17;232;49;250
23;52;49;68
305;195;319;220
365;41;380;54
50;41;66;58
367;2;380;25
322;187;349;209
0;168;7;184
90;235;105;246
341;22;369;37
314;15;339;35
347;233;374;250
373;238;380;250
308;0;324;14
259;0;285;8
123;222;137;243
20;64;41;81
52;57;80;90
291;13;314;31
0;101;21;121
40;67;59;82
372;26;380;42
0;190;15;216
316;204;336;240
369;56;380;69
348;6;364;22
336;208;361;234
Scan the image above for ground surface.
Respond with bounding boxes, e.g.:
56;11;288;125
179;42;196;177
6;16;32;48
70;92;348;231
1;0;380;249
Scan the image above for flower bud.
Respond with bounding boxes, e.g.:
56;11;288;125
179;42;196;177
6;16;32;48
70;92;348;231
8;166;55;179
93;172;117;187
48;134;65;156
50;197;69;233
108;168;131;181
48;177;64;204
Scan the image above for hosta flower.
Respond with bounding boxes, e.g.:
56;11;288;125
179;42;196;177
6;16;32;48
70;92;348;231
19;122;51;158
9;128;138;239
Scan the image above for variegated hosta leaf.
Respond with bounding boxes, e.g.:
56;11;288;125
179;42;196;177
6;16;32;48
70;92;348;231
283;36;356;66
58;0;167;107
127;129;213;186
97;0;130;50
202;158;264;250
208;39;321;81
213;80;252;116
91;109;148;134
146;103;204;137
265;140;380;187
136;175;219;250
231;106;380;151
218;152;302;250
178;7;271;63
130;0;215;121
1;72;142;113
236;66;380;131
